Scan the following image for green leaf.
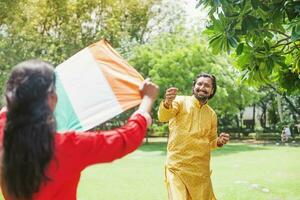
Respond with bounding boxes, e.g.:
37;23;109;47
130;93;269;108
285;6;298;21
291;25;300;41
242;15;259;33
209;34;222;45
225;37;230;54
210;34;224;54
236;43;244;55
266;57;274;72
212;16;225;32
228;36;238;48
226;12;240;17
265;31;274;38
251;0;259;10
254;52;266;59
236;51;251;67
263;41;270;51
295;5;300;13
295;24;300;35
260;3;270;12
214;0;221;6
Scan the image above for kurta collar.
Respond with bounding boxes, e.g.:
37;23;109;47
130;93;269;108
192;95;207;108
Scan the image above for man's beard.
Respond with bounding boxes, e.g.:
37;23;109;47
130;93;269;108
194;94;208;102
193;88;209;103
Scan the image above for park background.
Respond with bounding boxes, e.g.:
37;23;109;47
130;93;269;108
0;0;299;199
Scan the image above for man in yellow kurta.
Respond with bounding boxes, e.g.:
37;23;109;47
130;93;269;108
158;73;229;200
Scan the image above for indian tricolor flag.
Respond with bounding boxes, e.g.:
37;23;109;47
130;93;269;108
54;40;143;132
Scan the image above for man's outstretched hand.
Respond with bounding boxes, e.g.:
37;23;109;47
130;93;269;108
217;133;230;147
163;87;178;108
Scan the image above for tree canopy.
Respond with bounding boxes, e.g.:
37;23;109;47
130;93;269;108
198;0;300;95
0;0;160;98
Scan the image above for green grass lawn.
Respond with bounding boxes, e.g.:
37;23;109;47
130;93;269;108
1;142;300;200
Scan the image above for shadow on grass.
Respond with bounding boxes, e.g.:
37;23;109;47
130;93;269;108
139;142;270;157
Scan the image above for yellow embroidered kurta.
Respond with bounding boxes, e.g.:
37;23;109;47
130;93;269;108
158;96;218;200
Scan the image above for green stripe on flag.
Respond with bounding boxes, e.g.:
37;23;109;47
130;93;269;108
54;73;83;132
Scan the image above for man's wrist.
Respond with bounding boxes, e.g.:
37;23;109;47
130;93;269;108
163;100;171;109
217;138;224;147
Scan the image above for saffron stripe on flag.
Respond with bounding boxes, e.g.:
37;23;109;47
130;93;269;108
89;40;143;111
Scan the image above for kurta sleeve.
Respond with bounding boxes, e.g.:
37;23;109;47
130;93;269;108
157;97;181;122
60;113;148;170
209;112;218;150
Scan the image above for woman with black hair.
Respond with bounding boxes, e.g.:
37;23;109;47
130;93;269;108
0;59;159;200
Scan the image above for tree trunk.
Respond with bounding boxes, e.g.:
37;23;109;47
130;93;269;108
235;114;240;128
252;104;256;131
277;94;283;122
239;109;244;138
235;114;240;139
282;95;300;116
267;84;300;115
259;103;267;129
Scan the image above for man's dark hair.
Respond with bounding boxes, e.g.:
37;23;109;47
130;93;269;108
2;59;56;199
192;73;217;99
